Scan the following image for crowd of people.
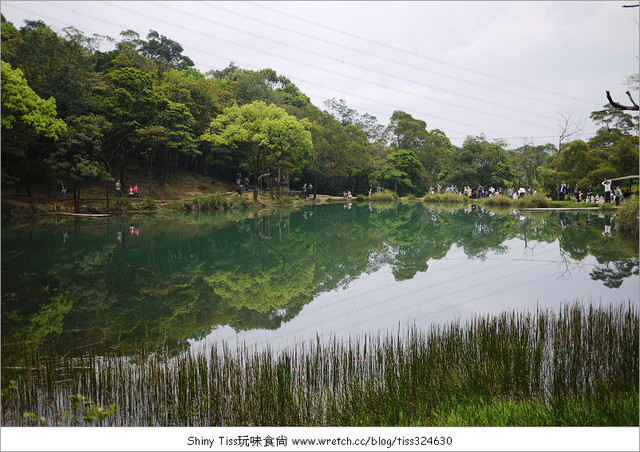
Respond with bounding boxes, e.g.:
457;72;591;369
115;180;139;198
428;184;535;200
421;180;627;205
557;180;624;205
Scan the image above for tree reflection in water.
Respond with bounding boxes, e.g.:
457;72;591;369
1;203;638;357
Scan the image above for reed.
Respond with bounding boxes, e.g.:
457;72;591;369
1;303;637;426
421;193;468;204
370;191;399;202
167;194;253;213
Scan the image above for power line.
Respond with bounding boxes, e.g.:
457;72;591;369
140;2;556;131
2;2;499;137
3;2;595;144
247;1;601;107
106;1;556;132
201;2;590;117
37;0;557;134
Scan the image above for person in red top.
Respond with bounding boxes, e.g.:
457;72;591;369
128;186;134;197
133;184;139;198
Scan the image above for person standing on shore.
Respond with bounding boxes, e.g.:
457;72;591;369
602;179;612;203
614;186;623;206
116;180;122;198
585;185;593;203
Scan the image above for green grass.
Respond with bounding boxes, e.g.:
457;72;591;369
616;195;639;233
166;193;253;213
370;191;399;202
421;193;468;204
1;303;637;426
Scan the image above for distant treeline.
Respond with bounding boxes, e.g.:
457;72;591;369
2;16;638;208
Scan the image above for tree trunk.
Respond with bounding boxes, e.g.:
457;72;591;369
148;152;153;198
73;182;80;213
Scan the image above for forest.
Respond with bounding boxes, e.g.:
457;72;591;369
2;17;639;206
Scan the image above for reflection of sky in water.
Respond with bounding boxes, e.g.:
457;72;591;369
192;237;639;353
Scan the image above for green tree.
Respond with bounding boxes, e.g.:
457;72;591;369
371;149;424;196
98;67;162;182
202;101;313;200
387;111;453;184
446;136;512;188
48;114;112;212
1;21;98;118
1;60;67;194
307;112;373;195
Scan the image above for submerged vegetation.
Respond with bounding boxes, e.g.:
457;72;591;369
2;303;637;426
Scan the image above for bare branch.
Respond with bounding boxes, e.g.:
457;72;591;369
626;91;639;109
606;91;640;111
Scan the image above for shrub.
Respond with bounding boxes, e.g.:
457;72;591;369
423;193;467;204
141;197;157;211
516;194;550;208
169;194;253;213
481;195;515;207
370;191;398;202
616;196;639;234
355;194;367;202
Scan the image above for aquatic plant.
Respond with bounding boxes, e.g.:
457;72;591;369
422;193;468;204
1;303;637;426
168;194;253;213
370;191;399;202
616;196;639;234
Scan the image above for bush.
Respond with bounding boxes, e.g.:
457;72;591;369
481;195;515;207
141;197;157;211
370;191;399;202
422;193;467;204
169;194;253;213
355;194;367;202
516;193;550;208
616;196;639;234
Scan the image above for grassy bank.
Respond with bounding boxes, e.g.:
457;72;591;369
2;303;637;427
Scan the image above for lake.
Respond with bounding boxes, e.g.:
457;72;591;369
2;202;638;359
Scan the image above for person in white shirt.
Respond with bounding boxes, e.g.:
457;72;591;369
601;180;612;203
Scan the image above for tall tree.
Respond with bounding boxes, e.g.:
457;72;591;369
98;67;162;182
47;114;112;212
1;60;67;195
202;101;313;201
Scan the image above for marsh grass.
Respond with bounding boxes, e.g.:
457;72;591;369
616;196;639;233
421;193;467;204
1;303;637;426
167;194;253;213
370;191;399;202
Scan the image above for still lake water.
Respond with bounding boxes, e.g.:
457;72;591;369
1;202;638;358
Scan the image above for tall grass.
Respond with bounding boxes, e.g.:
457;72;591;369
1;303;637;426
370;191;399;202
421;193;468;204
616;195;639;234
167;194;253;213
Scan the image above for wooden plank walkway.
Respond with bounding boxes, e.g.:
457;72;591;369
55;212;111;217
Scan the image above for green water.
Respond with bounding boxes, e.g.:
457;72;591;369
1;202;638;358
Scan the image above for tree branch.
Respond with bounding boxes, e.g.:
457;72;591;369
606;91;640;111
626;90;639;109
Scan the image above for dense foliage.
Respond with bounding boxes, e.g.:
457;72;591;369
1;16;638;206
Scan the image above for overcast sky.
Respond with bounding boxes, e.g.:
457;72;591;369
2;1;638;149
